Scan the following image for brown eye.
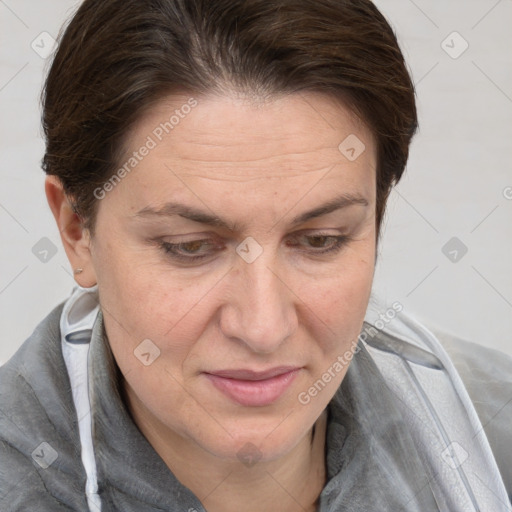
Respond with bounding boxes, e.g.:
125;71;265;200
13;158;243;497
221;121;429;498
287;233;350;255
179;240;207;253
307;236;331;248
160;239;220;262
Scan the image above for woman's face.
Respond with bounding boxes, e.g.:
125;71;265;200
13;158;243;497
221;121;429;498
88;91;377;462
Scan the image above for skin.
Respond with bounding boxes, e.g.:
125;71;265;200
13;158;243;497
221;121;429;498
46;91;377;512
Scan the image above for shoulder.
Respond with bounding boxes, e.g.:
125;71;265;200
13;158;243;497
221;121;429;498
430;326;512;497
0;301;72;429
0;301;87;510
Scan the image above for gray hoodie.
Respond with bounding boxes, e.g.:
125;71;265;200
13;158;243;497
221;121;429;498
1;294;511;511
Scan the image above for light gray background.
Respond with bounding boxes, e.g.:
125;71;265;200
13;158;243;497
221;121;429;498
1;0;511;365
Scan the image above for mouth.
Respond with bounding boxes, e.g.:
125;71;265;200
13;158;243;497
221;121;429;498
203;366;301;407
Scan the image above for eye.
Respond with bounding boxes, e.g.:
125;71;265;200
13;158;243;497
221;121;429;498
160;239;221;263
286;233;351;255
158;232;351;265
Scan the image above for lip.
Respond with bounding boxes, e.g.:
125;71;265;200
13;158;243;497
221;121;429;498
204;366;301;406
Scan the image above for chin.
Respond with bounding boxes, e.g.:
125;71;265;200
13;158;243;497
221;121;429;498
195;413;314;464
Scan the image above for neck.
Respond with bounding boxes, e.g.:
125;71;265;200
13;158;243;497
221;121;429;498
122;380;328;512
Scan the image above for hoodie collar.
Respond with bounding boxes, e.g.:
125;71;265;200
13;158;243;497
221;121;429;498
88;310;205;511
88;310;439;511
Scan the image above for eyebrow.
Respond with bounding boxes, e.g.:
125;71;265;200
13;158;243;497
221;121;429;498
134;193;369;232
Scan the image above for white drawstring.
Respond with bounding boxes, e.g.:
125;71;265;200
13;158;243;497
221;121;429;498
58;288;509;512
60;285;102;512
364;299;510;511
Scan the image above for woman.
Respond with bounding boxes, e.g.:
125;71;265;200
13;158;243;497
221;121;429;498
0;0;511;510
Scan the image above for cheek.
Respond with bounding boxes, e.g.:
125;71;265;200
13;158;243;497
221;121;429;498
303;255;375;381
94;246;213;380
304;241;375;328
93;234;168;328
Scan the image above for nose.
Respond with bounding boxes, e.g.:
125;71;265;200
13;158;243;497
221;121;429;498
219;250;298;354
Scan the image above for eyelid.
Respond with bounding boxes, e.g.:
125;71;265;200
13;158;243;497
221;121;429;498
157;231;352;265
158;228;347;246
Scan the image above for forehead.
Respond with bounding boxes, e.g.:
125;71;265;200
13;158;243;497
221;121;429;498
110;91;377;217
126;91;373;161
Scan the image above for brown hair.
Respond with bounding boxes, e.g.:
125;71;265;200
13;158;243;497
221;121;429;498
42;0;417;238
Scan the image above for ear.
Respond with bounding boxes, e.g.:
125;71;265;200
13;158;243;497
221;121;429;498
45;175;97;287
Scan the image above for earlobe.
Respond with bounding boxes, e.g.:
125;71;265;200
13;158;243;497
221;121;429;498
44;175;97;287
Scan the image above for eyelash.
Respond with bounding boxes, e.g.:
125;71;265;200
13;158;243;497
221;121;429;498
159;233;351;263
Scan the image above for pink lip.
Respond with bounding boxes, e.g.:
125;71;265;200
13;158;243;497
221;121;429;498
204;367;300;406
